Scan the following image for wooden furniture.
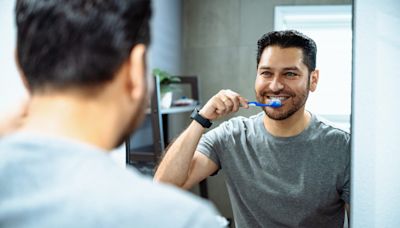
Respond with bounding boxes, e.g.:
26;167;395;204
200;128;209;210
126;76;208;198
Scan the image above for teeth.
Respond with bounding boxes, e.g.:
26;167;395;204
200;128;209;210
268;96;287;101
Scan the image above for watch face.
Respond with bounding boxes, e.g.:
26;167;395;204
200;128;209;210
190;108;198;118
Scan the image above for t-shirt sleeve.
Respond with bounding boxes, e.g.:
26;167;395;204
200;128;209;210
340;134;351;204
196;122;229;169
340;162;350;204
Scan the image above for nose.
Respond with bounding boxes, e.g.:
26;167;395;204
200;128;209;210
268;76;284;92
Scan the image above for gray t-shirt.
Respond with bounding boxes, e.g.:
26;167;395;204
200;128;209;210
0;132;221;228
197;112;350;228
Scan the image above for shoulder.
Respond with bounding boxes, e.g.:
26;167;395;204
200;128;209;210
60;159;220;226
313;114;350;141
99;170;220;226
309;114;351;161
0;134;221;227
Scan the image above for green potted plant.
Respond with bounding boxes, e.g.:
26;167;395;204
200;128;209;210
153;68;181;108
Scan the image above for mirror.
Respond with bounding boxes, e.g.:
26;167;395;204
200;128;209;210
0;0;355;227
177;1;352;227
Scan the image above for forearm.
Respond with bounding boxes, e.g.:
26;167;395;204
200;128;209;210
155;89;248;187
154;120;205;187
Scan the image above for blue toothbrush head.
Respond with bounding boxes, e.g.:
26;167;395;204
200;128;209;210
268;99;282;108
247;100;282;108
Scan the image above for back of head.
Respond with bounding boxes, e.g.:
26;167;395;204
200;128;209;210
16;0;151;94
256;30;317;73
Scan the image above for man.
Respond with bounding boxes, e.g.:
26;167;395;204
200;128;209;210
155;30;350;228
0;0;221;227
0;98;29;137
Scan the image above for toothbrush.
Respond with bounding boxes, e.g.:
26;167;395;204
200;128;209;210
247;100;282;108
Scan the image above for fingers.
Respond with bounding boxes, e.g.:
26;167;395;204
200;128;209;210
215;91;233;114
199;89;249;121
238;96;249;109
215;89;248;114
212;96;226;115
223;89;249;109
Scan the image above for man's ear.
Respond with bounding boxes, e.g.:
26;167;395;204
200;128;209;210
128;44;147;101
309;69;319;92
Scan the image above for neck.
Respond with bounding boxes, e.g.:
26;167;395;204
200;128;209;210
20;93;124;150
263;107;311;137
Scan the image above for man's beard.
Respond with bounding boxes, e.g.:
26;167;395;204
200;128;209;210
113;107;146;148
256;84;309;121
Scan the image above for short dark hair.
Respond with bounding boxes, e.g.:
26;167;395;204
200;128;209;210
16;0;151;92
256;30;317;72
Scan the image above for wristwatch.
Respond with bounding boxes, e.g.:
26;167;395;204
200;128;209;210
190;108;212;128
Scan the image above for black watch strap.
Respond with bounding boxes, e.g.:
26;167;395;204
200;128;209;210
190;108;212;128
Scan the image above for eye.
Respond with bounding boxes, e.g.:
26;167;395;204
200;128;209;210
284;71;298;77
260;71;272;78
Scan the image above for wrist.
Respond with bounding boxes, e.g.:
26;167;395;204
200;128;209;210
198;109;207;119
190;108;212;128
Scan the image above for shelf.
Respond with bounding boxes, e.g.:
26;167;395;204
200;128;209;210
160;105;197;114
126;75;208;198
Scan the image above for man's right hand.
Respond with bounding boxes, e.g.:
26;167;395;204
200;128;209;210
199;89;249;121
155;89;248;188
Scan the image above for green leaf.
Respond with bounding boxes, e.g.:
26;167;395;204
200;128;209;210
152;68;181;84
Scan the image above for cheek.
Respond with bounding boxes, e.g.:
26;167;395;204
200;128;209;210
291;80;308;92
255;77;266;92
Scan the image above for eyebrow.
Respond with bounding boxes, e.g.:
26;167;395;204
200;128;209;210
258;66;301;71
282;67;301;71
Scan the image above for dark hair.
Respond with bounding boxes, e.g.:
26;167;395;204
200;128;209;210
16;0;151;92
256;30;317;72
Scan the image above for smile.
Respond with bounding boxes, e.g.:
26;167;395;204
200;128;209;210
267;96;289;101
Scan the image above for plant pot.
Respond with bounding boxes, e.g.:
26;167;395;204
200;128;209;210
160;91;173;109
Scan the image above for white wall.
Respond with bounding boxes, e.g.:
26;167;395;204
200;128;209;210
275;5;352;130
352;0;400;227
0;0;27;113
